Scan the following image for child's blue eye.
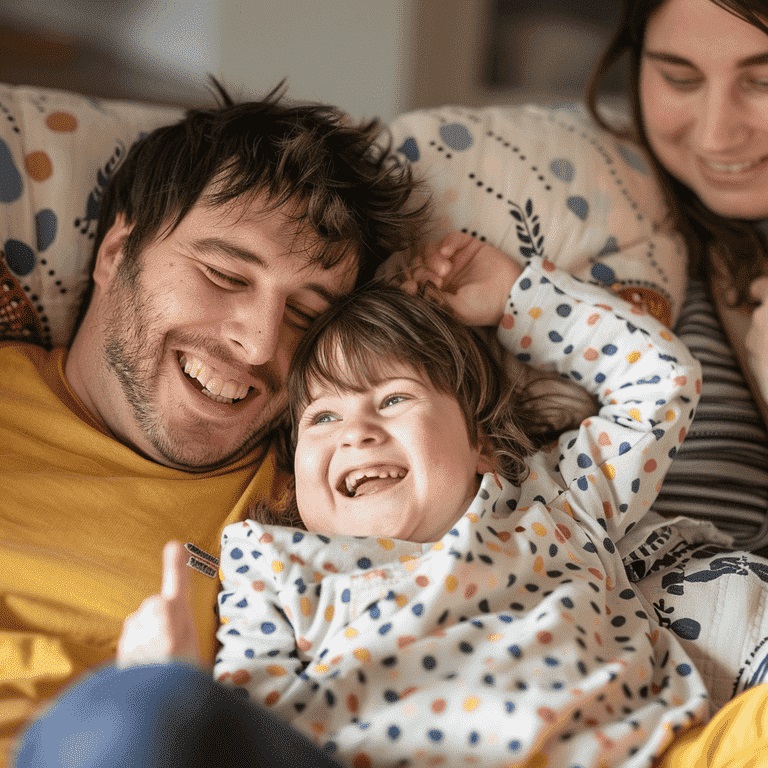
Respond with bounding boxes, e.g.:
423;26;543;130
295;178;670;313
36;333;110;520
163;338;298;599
312;411;338;425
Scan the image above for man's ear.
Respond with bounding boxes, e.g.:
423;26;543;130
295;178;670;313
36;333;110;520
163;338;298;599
92;213;132;288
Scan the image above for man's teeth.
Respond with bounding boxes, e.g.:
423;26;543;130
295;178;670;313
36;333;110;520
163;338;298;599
345;467;406;496
179;354;250;403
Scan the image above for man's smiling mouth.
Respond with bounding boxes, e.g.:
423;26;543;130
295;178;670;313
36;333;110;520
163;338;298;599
342;466;407;497
179;353;252;404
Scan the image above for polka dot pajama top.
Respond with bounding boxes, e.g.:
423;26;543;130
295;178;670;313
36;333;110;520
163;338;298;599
215;257;708;768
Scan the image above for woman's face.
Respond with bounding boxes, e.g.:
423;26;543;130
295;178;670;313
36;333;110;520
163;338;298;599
640;0;768;219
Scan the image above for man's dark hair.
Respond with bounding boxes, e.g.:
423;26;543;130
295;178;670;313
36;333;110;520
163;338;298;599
89;80;428;295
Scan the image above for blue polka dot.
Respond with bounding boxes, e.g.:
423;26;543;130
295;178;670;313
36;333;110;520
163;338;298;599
5;239;35;276
369;605;381;619
602;344;618;355
396;137;419;162
508;644;522;658
617;143;649;174
292;531;305;543
549;331;563;342
591;262;616;285
245;648;255;658
567;195;589;220
0;139;23;203
550;158;575;182
598;236;620;257
412;603;424;617
341;589;351;603
427;729;444;742
676;663;693;676
469;731;480;745
577;476;589;491
439;122;473;150
619;442;631;455
35;209;57;252
357;557;372;569
235;565;249;574
577;453;593;468
230;548;243;560
261;622;276;634
384;690;399;702
556;303;572;317
595;373;606;383
236;598;248;608
505;700;516;713
379;622;392;635
520;277;532;290
631;478;640;493
508;740;522;752
387;725;401;740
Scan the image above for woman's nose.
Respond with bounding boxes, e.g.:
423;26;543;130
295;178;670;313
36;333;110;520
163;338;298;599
695;83;750;153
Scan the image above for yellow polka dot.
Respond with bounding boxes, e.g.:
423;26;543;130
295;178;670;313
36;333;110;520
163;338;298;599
45;111;78;132
563;501;575;518
529;307;542;319
220;616;230;625
628;408;642;422
463;696;481;711
626;350;641;363
660;329;673;341
344;627;359;639
665;409;676;422
377;538;394;550
431;541;444;550
601;463;616;479
445;575;458;592
266;664;287;676
487;632;503;642
324;605;335;622
353;648;371;663
395;594;408;607
533;555;544;573
466;512;479;523
314;663;329;673
25;151;52;181
532;522;547;536
271;560;284;573
300;597;311;616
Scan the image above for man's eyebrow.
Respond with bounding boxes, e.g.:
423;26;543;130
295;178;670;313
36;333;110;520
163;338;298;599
643;50;768;68
191;237;266;266
190;237;349;304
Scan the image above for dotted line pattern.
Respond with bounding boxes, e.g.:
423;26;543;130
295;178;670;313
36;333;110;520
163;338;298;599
0;101;19;134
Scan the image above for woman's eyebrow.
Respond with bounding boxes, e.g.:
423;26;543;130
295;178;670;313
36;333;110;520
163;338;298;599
643;49;768;68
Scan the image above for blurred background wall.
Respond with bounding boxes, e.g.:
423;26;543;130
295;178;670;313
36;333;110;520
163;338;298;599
0;0;625;120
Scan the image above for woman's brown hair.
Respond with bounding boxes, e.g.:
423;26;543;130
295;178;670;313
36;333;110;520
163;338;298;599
586;0;768;304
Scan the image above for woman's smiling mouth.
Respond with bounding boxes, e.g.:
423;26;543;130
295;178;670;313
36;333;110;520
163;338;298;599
341;466;408;497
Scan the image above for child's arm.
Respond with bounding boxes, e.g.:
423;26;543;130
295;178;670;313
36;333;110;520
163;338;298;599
213;522;307;713
497;255;702;541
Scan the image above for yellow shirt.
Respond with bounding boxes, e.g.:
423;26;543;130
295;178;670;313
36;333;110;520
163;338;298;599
0;343;288;763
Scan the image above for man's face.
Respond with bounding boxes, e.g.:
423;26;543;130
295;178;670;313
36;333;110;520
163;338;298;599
71;195;357;471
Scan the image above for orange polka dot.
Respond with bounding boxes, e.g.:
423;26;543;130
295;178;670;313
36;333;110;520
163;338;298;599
297;637;312;651
542;258;556;272
584;347;598;361
644;459;657;473
251;580;265;591
352;753;372;768
259;532;273;544
232;669;252;686
536;631;552;644
347;693;360;713
464;583;478;599
588;567;604;581
587;312;600;325
45;111;78;132
695;378;702;394
24;151;52;181
556;523;572;540
415;575;430;587
501;314;514;329
323;561;339;572
264;690;280;706
520;336;532;348
300;597;312;616
431;698;447;713
289;553;305;565
398;636;416;648
266;664;287;676
679;427;687;442
602;501;613;519
674;375;688;386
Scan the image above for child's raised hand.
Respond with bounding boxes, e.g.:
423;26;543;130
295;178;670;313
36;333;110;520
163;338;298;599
117;541;203;668
402;232;522;326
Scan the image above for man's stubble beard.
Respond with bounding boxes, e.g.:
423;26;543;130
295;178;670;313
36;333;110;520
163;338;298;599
102;260;286;472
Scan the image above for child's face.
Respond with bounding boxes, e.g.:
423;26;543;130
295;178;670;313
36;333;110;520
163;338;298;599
294;360;485;542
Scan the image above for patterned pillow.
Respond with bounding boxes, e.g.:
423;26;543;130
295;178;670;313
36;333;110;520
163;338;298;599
388;103;686;327
0;83;182;347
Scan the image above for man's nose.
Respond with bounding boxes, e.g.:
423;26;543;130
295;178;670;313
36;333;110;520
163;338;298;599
225;293;284;367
